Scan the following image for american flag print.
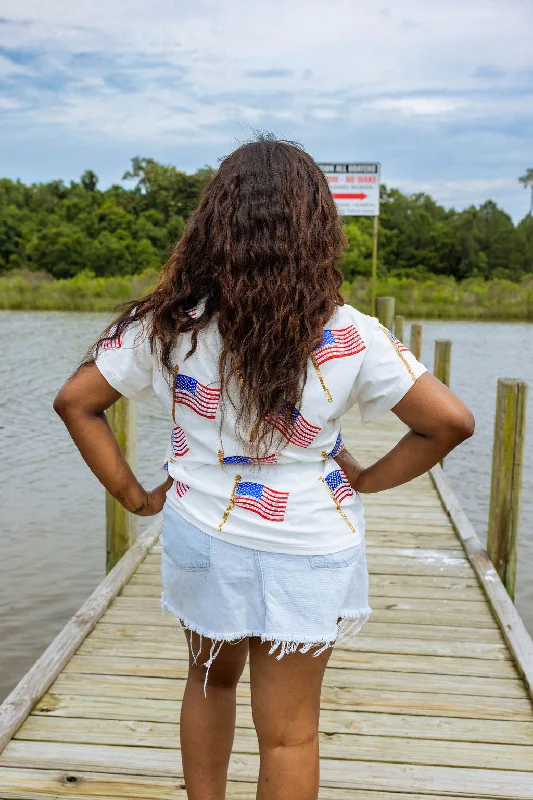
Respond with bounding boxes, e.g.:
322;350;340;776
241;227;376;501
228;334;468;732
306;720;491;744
385;329;410;353
222;454;277;465
325;469;353;505
313;325;365;366
100;324;123;350
233;481;289;522
269;405;321;448
175;481;189;499
185;306;198;319
326;433;344;459
163;461;169;472
171;426;189;457
174;373;220;420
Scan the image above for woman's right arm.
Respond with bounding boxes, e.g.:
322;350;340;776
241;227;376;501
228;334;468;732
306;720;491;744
335;372;474;493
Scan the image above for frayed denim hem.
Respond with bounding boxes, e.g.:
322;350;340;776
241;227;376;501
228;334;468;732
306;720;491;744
161;592;372;695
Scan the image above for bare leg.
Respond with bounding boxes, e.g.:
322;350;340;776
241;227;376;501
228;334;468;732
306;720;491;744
180;631;249;800
249;639;332;800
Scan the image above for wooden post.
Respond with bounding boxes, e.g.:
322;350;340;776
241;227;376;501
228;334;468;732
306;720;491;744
394;314;405;343
434;340;452;387
410;323;423;360
487;379;528;601
371;215;378;316
106;397;138;573
376;296;395;330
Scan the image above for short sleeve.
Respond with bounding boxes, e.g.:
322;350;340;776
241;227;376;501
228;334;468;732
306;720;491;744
94;318;154;403
351;324;427;424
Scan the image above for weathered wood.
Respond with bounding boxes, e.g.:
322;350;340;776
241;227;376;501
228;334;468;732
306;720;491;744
3;745;533;798
487;378;528;600
394;314;405;342
431;463;533;701
14;716;533;772
106;397;138;573
0;517;162;755
376;296;395;330
410;323;423;360
434;339;452;387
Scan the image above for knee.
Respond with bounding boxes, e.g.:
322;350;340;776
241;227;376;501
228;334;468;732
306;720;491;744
256;723;318;752
188;662;243;691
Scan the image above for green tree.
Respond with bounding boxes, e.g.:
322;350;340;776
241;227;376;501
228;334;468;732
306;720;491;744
518;169;533;216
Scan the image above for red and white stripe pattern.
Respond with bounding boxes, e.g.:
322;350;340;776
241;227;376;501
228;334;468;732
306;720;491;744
100;324;122;350
174;373;220;420
175;481;189;499
313;325;365;366
171;426;189;457
325;469;353;505
233;481;289;522
388;330;410;353
268;406;321;449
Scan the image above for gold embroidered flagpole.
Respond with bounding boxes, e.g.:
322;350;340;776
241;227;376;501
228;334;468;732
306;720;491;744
312;355;332;403
319;476;355;533
218;474;242;531
171;364;179;423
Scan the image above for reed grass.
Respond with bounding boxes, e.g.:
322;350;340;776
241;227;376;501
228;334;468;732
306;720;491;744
1;269;532;320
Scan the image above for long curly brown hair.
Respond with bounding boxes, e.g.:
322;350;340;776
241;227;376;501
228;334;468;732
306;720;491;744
94;136;347;456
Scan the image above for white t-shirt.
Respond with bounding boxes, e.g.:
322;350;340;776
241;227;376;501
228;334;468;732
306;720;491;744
95;303;426;555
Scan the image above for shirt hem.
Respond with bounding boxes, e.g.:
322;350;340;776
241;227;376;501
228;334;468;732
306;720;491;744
165;495;364;555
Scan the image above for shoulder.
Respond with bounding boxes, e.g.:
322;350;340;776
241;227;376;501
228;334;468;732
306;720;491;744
327;303;380;347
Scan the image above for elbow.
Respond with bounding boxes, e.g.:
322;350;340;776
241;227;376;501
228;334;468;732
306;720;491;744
53;386;74;420
448;407;475;445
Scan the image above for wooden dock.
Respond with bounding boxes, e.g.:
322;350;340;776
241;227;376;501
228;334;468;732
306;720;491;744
1;410;533;798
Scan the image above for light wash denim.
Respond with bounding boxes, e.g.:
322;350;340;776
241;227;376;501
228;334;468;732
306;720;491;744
160;503;372;689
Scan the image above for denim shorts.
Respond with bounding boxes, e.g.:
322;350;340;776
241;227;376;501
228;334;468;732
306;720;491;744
160;504;371;682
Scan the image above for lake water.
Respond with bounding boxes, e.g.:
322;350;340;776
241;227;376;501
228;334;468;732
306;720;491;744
0;311;532;701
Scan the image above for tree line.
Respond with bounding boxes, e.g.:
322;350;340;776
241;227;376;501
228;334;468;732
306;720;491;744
1;157;532;282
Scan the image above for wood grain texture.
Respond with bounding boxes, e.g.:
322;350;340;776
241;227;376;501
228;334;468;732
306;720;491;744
2;409;533;797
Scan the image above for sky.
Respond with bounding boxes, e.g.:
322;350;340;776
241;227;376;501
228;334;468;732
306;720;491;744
0;0;532;221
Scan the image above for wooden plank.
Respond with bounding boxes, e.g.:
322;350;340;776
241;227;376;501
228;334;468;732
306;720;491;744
58;658;527;698
68;646;519;679
2;744;533;798
80;627;511;660
45;673;533;719
33;694;533;745
0;518;162;755
13;716;533;772
431;464;533;701
0;768;490;800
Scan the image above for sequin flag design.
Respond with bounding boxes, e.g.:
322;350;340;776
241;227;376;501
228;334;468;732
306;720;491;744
313;326;365;366
322;433;344;460
163;461;169;472
268;405;321;448
385;328;409;353
100;323;123;350
175;481;189;498
379;326;416;382
171;426;189;457
186;306;198;319
233;481;289;522
218;451;277;465
174;373;220;420
325;469;353;504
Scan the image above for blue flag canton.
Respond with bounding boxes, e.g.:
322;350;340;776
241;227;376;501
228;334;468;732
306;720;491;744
176;373;199;395
316;329;337;349
236;481;264;499
325;470;345;493
327;433;344;458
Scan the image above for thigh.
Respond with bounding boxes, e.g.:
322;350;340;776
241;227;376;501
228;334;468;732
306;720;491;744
186;629;249;689
249;638;332;745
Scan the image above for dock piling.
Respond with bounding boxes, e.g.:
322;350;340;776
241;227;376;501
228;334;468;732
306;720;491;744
487;378;528;601
106;397;138;573
410;324;423;360
434;340;452;388
394;314;405;342
376;297;395;331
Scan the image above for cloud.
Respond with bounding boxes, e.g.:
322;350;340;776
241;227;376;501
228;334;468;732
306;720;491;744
0;0;531;219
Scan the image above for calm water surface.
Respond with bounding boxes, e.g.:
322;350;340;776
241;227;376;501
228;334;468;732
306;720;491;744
0;311;532;700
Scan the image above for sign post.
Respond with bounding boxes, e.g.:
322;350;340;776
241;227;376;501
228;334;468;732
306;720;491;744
318;162;381;315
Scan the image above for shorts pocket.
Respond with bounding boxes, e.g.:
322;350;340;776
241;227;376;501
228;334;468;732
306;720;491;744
308;540;365;569
161;511;211;572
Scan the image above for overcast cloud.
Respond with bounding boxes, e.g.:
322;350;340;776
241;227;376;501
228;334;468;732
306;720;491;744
1;0;532;219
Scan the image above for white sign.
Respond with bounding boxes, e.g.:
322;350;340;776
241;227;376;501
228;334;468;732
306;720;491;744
317;162;381;216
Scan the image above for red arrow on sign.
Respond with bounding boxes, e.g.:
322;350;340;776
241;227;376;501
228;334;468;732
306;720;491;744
332;193;368;200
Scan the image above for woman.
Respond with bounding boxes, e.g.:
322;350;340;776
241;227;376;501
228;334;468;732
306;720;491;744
54;138;474;800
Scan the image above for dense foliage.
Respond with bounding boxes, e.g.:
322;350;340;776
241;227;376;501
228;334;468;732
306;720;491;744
1;158;532;282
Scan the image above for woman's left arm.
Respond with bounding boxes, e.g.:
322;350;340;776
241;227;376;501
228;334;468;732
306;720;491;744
335;372;474;494
54;363;172;515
